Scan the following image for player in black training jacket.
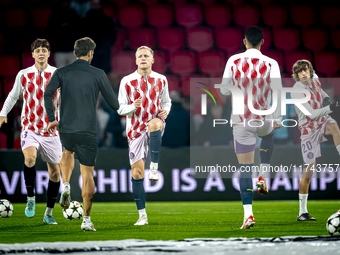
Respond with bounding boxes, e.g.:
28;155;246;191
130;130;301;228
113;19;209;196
44;37;119;232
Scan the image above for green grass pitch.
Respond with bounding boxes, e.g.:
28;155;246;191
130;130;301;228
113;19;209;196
0;200;339;244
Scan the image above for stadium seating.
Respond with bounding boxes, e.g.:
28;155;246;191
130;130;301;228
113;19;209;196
187;27;214;52
169;51;196;75
284;51;312;73
147;4;174;28
263;5;287;28
118;5;145;28
111;52;136;76
302;28;328;51
176;4;202;28
21;52;35;69
331;29;340;49
234;4;260;27
0;132;7;149
158;27;185;51
111;29;127;53
5;8;26;27
205;4;231;27
320;6;340;27
153;51;167;74
32;7;52;28
273;28;300;51
0;55;20;76
3;75;15;96
262;50;284;71
261;27;272;50
139;0;158;4
198;50;226;77
291;5;315;27
215;27;243;53
128;27;156;50
166;75;180;91
314;51;340;75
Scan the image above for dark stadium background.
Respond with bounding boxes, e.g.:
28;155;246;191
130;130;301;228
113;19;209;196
0;0;339;202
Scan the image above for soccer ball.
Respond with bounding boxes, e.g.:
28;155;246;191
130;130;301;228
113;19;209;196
63;201;84;220
326;210;340;236
0;199;14;218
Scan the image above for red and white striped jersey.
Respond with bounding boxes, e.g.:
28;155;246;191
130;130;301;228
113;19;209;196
291;74;331;136
221;48;282;124
117;70;171;142
0;64;60;137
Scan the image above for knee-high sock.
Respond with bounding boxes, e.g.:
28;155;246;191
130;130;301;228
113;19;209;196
239;164;253;205
132;178;145;210
46;179;60;209
149;130;162;164
259;133;274;177
23;163;36;197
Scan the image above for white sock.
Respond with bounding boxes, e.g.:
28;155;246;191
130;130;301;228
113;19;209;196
259;163;270;178
243;204;253;220
27;196;35;201
45;207;53;216
83;216;91;223
336;145;340;155
63;183;70;191
150;162;158;170
299;193;308;216
138;208;147;218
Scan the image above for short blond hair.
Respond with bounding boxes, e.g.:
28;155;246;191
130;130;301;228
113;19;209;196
292;59;315;82
135;46;154;57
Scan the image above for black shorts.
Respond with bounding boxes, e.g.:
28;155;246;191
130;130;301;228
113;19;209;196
60;132;97;166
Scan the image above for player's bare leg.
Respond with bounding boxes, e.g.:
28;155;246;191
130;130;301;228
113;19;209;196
148;118;163;181
237;151;256;229
59;149;74;208
132;159;148;225
23;146;38;218
44;162;60;224
80;164;96;231
325;121;340;147
298;161;316;221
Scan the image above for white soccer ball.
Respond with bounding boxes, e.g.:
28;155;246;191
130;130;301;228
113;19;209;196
326;210;340;236
63;201;84;220
0;199;14;218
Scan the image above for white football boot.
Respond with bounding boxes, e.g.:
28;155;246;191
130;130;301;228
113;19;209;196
134;214;148;226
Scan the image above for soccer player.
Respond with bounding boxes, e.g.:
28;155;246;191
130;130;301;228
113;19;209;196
0;39;61;224
44;37;119;231
291;60;340;221
219;26;282;229
117;46;171;226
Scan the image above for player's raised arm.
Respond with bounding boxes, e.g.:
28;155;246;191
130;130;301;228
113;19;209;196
0;71;24;127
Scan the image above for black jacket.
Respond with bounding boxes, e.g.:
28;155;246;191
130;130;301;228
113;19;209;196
44;59;119;134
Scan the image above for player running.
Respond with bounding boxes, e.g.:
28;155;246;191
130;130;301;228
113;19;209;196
0;39;61;224
291;60;340;221
118;46;171;226
45;37;119;231
219;26;282;229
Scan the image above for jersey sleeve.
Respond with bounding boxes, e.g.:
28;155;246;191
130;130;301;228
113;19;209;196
220;58;233;96
161;77;171;114
117;77;137;116
270;60;283;123
99;71;119;111
44;69;61;122
0;71;24;117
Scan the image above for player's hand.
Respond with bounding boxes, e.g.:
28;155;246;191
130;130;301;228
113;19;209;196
273;121;281;130
134;96;142;108
47;120;58;134
157;109;168;120
330;101;339;111
0;116;7;128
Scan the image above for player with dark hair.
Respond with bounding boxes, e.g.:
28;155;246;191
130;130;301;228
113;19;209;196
44;37;119;231
219;26;282;229
0;38;61;224
118;45;171;226
291;59;340;221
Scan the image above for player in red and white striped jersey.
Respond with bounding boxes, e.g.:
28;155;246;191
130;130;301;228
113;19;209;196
220;26;283;229
0;39;61;225
291;60;340;221
118;46;171;226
